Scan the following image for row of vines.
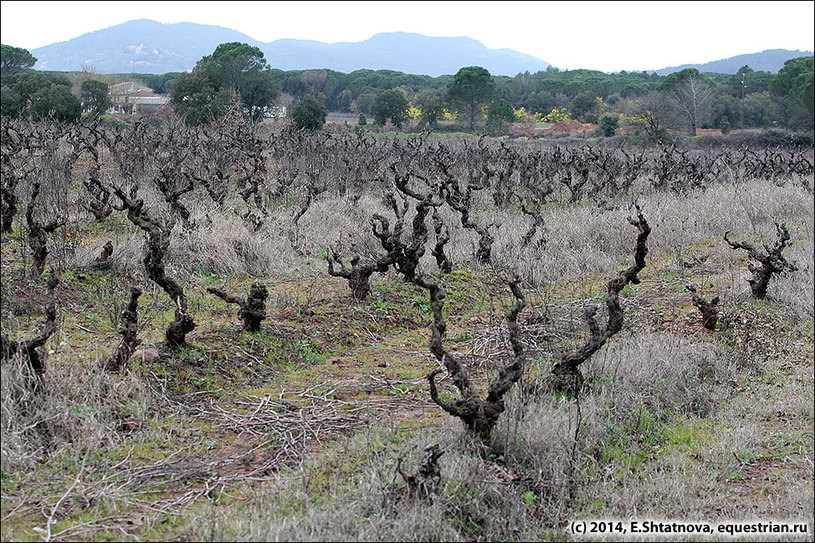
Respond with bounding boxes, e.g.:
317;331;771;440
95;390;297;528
1;111;812;449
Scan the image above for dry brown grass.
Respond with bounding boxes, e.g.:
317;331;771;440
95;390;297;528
491;179;813;289
0;352;158;474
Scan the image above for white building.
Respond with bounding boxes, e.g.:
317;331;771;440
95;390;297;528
109;81;169;115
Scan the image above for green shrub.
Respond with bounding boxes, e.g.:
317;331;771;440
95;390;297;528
791;130;814;147
292;95;327;130
599;113;620;137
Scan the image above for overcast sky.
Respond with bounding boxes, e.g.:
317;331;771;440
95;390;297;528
1;1;813;72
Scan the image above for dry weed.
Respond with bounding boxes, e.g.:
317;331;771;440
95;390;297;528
1;352;157;474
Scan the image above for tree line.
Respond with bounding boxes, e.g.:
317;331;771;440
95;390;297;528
1;42;812;135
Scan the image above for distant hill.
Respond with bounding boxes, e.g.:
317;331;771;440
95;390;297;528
261;32;551;76
653;49;813;76
32;19;266;74
30;19;551;76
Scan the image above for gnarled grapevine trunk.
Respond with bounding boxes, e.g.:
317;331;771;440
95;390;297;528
550;208;651;393
207;283;269;331
421;274;527;445
724;223;797;299
112;185;196;349
105;287;142;372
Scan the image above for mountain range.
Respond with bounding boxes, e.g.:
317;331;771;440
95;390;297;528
29;19;812;77
652;49;813;76
30;19;551;77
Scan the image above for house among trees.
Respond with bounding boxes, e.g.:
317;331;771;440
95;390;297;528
109;81;169;115
266;105;287;119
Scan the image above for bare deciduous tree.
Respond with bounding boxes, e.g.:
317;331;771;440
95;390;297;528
663;69;712;136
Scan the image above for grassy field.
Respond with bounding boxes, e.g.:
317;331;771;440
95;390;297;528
0;126;813;541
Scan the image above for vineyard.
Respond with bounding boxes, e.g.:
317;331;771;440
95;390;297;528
1;112;813;541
